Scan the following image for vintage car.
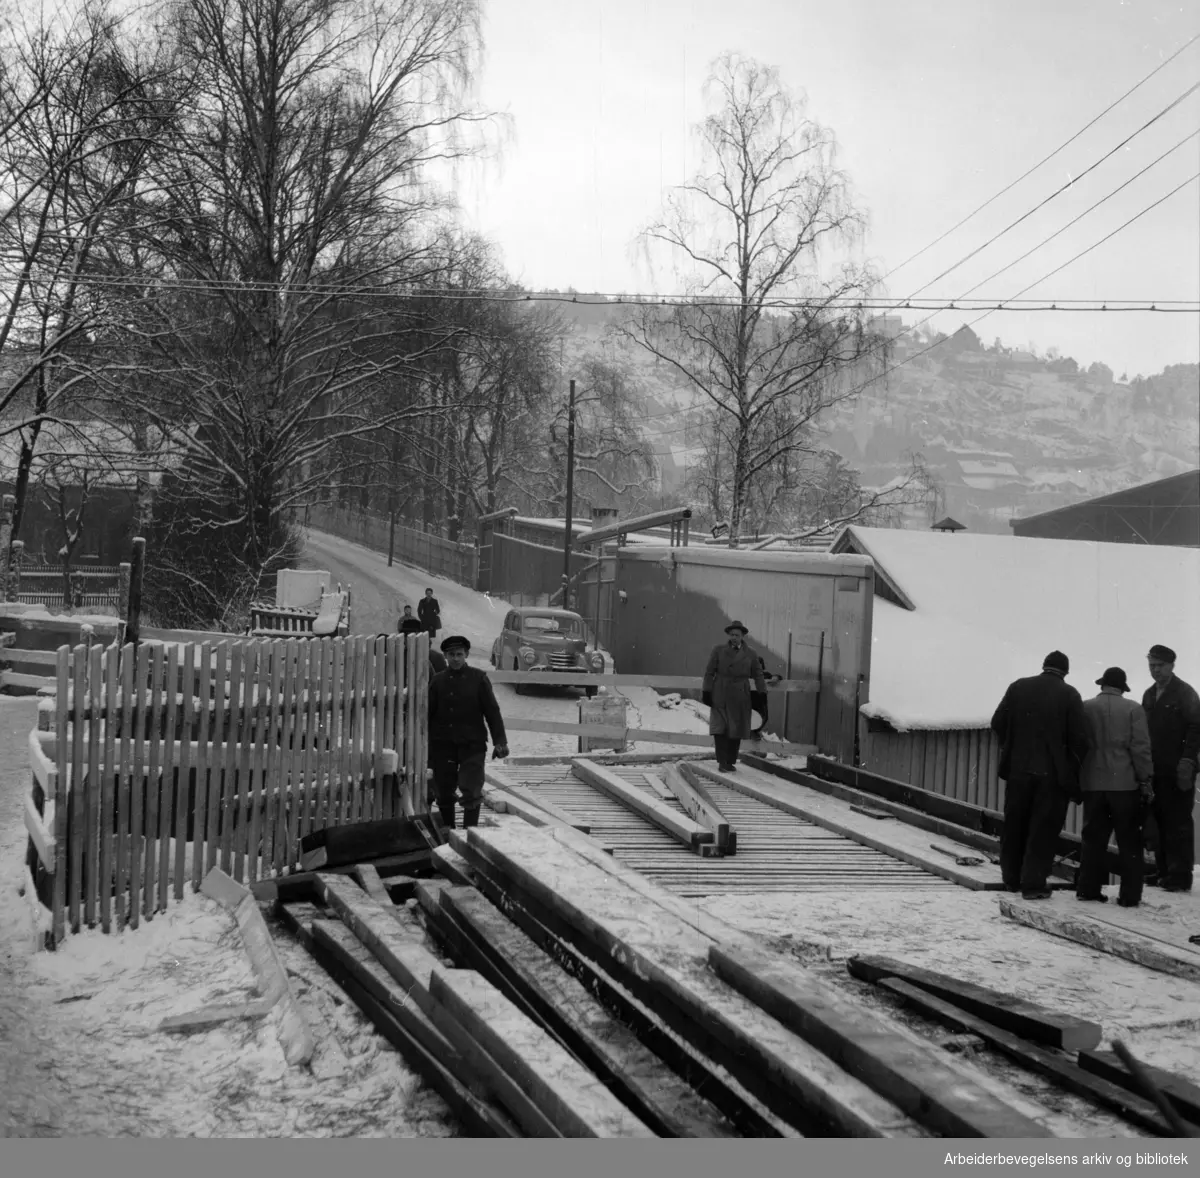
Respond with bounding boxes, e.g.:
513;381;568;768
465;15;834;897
490;606;605;695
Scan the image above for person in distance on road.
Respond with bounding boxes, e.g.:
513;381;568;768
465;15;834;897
398;603;424;636
1142;644;1200;893
701;620;767;773
427;635;509;830
990;650;1090;900
1076;667;1153;908
417;587;442;640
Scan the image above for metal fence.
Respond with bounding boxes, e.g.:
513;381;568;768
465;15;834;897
305;505;478;588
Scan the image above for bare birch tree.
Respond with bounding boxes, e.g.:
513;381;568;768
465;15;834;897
621;53;898;543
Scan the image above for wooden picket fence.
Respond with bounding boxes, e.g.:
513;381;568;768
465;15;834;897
24;632;431;946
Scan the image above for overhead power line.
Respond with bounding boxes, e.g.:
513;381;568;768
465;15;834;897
880;29;1200;283
898;79;1200;302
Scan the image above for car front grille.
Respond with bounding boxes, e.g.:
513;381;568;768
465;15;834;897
548;652;576;670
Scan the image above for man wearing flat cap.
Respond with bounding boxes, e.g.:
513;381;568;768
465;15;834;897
990;651;1090;899
427;635;509;830
702;621;767;772
1076;667;1154;907
1142;644;1200;892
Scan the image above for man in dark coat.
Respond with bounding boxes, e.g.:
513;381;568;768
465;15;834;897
427;635;508;830
990;650;1090;899
418;588;442;639
1077;667;1154;907
1142;643;1200;892
702;620;767;772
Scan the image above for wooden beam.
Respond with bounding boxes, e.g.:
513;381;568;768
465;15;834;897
485;769;592;833
710;944;1050;1138
23;795;55;871
200;865;251;912
846;955;1102;1051
507;718;816;757
459;826;924;1138
1078;1050;1200;1124
487;670;817;692
29;729;57;801
350;863;391;904
435;883;736;1138
875;977;1187;1136
570;758;712;849
429;967;656;1138
248;849;434;903
672;763;736;853
299;817;437;872
999;897;1200;983
159;1001;270;1032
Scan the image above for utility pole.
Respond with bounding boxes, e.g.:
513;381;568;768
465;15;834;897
562;378;576;603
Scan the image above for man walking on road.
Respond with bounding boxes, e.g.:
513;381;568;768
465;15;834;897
428;635;509;830
990;650;1090;900
1076;667;1154;908
418;588;442;640
1143;644;1200;893
702;620;767;773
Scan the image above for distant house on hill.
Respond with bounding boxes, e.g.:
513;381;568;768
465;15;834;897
1010;469;1200;548
829;524;1200;840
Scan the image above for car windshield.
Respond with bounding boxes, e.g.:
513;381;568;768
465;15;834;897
520;614;582;637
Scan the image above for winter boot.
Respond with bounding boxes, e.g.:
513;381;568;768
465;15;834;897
462;805;482;829
438;803;456;830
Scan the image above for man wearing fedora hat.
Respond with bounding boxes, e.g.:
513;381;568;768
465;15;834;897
1076;667;1154;907
702;621;767;772
1142;644;1200;892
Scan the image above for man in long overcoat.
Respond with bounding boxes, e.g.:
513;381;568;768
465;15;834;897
990;650;1090;899
702;620;767;772
418;588;442;639
1143;643;1200;892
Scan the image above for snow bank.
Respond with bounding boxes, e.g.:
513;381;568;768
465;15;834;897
850;527;1200;731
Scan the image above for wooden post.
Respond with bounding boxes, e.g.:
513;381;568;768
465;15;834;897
783;630;793;740
117;562;131;625
0;493;13;601
126;538;145;646
388;510;396;568
9;539;23;598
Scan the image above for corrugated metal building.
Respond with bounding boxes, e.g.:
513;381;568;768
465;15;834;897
1010;469;1200;548
611;546;875;764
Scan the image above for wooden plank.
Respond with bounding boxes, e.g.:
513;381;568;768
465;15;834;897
156;644;180;910
203;643;226;877
263;640;286;872
231;892;316;1066
999;896;1200;983
52;648;69;944
436;839;790;1138
83;643;103;927
351;862;391;904
220;642;243;875
190;642;212;890
459;827;922;1138
300;639;320;838
28;729;56;800
200;865;251;911
1078;1050;1200;1124
357;636;374;822
174;643;196;900
437;884;736;1138
337;637;354;826
125;645;144;927
670;763;734;851
640;772;673;800
484;768;591;833
297;916;520;1137
284;639;306;870
299;817;434;871
159;1001;270;1032
510;719;816;757
68;644;86;932
428;967;656;1138
99;644;118;932
846;954;1102;1051
570;758;712;849
24;794;54;869
247;643;272;884
875;977;1185;1136
711;761;1010;890
371;637;386;820
248;849;434;903
708;943;1052;1138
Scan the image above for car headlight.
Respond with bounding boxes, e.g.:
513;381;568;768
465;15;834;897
589;652;605;671
520;646;537;665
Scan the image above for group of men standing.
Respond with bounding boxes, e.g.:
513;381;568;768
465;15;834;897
991;644;1200;906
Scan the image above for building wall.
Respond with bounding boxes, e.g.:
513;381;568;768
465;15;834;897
0;482;137;565
612;547;874;763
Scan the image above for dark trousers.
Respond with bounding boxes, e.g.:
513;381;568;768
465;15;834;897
1077;790;1144;905
1149;778;1195;887
1000;775;1071;893
429;740;487;826
714;735;742;768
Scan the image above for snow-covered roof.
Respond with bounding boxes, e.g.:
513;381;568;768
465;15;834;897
843;526;1200;732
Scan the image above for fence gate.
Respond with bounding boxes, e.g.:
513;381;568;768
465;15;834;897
24;632;431;946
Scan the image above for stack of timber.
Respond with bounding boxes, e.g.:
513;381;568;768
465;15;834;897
848;954;1200;1137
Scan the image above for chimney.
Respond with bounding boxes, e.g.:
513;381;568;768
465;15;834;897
591;505;619;526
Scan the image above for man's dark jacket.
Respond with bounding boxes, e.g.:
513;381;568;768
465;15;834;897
428;665;507;748
990;670;1090;794
1141;675;1200;780
418;596;442;631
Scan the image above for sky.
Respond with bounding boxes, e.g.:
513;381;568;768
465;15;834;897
446;0;1200;382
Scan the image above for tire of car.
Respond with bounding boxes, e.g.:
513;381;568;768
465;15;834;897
585;685;598;698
